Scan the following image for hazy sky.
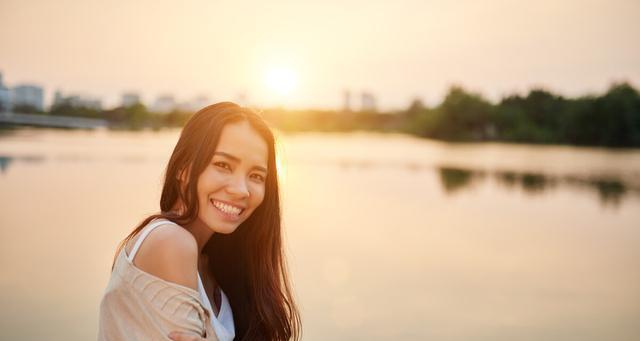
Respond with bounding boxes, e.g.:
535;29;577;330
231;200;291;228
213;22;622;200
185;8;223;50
1;0;639;110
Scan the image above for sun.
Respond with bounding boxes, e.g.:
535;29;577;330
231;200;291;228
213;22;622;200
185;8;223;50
264;67;297;96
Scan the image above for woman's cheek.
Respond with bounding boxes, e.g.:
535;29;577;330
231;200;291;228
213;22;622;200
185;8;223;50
207;169;228;186
252;183;266;205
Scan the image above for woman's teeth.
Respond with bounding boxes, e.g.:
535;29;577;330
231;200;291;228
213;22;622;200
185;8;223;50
212;200;242;215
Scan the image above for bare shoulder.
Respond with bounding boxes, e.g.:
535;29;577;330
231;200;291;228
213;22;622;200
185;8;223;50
130;222;199;291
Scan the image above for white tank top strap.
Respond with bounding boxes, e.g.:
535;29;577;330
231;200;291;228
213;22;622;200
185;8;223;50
127;218;178;262
197;273;235;340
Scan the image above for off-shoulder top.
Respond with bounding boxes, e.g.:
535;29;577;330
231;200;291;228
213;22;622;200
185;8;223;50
98;219;235;341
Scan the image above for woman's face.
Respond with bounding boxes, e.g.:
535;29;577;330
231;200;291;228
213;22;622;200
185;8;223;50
195;120;269;234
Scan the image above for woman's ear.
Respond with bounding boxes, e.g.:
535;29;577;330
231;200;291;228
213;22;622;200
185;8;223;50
176;165;191;183
172;165;192;215
175;164;193;199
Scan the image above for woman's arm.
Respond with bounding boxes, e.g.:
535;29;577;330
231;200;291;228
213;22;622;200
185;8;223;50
169;331;206;341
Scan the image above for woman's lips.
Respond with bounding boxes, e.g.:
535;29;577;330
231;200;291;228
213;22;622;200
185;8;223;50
210;198;244;222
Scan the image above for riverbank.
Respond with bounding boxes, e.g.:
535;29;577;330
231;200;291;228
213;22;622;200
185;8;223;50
4;81;640;148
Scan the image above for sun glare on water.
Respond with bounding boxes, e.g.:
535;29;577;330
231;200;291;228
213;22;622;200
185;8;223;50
264;67;297;96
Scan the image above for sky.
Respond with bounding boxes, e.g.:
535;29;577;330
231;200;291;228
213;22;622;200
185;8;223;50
1;0;639;110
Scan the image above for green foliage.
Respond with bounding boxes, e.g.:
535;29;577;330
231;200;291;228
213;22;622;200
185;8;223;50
403;82;640;148
12;104;43;114
126;103;149;130
491;89;565;143
164;109;193;128
50;102;101;119
102;103;151;129
557;83;640;147
37;81;640;148
411;86;492;141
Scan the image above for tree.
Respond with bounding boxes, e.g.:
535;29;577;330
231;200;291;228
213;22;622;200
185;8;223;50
12;104;42;114
432;86;493;140
126;103;149;130
562;83;640;147
49;102;100;118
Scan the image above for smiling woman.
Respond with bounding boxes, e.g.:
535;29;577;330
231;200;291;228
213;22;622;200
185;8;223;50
195;121;269;233
98;102;301;341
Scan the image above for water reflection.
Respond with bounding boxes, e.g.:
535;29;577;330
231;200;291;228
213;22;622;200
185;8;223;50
1;131;639;341
0;150;640;207
565;176;628;207
3;151;636;208
330;158;637;207
0;155;45;173
0;153;148;171
495;171;557;193
438;167;482;193
442;166;634;207
0;156;11;173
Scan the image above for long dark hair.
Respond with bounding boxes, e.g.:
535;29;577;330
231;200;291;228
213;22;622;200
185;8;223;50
115;102;301;341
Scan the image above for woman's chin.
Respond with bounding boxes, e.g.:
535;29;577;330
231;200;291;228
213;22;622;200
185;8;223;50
213;224;240;234
204;218;242;234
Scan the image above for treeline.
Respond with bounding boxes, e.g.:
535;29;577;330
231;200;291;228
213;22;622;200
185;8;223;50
404;82;640;147
15;101;193;130
47;102;193;130
20;81;640;148
263;82;640;148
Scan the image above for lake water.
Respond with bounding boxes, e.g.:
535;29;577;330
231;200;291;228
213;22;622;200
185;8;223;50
0;128;639;341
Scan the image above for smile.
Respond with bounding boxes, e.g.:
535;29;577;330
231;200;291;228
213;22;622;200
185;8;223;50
210;199;245;216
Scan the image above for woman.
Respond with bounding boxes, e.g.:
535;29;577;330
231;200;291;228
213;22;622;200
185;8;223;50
98;102;301;341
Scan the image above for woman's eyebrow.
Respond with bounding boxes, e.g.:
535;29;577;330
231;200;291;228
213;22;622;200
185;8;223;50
214;151;268;173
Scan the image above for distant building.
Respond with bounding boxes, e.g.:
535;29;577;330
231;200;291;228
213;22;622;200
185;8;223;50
152;95;177;113
0;72;10;112
53;90;102;110
11;85;44;112
343;90;351;112
361;92;377;112
72;96;102;110
121;92;141;107
53;90;64;108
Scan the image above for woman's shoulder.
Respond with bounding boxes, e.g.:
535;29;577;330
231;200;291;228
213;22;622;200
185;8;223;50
129;221;199;291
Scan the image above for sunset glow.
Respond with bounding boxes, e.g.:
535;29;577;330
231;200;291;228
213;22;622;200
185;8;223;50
264;66;297;96
0;0;638;109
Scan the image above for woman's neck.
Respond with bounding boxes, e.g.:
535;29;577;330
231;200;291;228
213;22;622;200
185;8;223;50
169;202;214;253
185;219;219;289
183;218;214;253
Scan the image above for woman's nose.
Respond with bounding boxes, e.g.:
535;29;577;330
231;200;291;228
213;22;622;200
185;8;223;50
226;175;250;198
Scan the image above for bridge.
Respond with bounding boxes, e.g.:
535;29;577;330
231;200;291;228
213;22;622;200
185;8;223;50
0;112;109;129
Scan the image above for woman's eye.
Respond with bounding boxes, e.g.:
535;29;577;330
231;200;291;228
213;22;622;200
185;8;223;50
214;162;231;170
251;174;265;182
